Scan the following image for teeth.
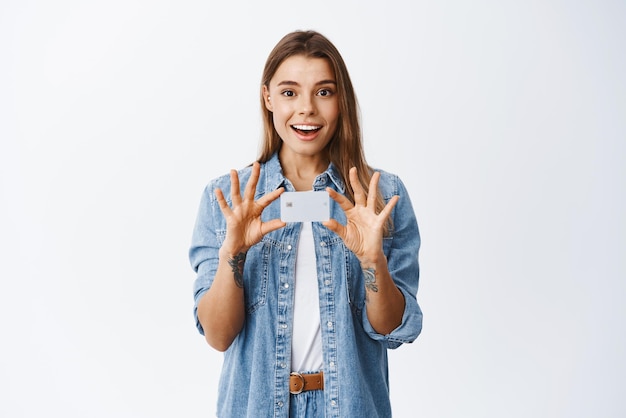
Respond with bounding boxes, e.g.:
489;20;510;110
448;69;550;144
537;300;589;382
292;125;321;131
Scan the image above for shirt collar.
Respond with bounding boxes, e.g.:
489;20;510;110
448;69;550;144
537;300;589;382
263;153;345;193
325;161;345;193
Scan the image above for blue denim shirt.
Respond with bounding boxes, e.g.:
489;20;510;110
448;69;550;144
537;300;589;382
190;153;422;417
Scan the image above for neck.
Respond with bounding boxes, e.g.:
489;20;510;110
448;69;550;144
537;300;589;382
279;150;329;191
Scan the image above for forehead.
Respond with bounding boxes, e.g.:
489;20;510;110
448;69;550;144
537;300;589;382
271;55;335;85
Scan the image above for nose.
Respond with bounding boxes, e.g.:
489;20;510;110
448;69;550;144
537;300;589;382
298;94;316;116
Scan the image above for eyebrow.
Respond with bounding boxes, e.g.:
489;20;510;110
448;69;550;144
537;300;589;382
276;79;337;87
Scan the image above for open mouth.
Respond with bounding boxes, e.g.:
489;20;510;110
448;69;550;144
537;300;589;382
291;124;322;135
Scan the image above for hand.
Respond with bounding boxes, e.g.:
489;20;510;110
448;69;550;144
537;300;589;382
215;162;286;255
323;167;399;264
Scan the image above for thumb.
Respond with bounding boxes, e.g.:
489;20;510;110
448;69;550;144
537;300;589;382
323;219;345;238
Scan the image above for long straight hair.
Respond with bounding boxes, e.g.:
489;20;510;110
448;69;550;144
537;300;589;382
257;30;391;234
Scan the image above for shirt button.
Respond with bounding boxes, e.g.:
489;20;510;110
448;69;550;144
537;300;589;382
324;280;331;286
329;361;335;368
320;242;326;247
331;400;337;406
278;401;284;407
280;362;287;369
281;323;288;329
284;283;289;289
287;244;292;250
327;321;333;328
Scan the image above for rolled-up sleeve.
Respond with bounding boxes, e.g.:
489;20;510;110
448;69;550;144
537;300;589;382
362;174;422;349
189;183;222;335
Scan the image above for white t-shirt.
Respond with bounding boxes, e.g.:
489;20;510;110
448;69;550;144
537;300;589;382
291;222;323;372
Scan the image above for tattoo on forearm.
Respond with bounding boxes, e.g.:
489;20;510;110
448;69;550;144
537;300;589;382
363;267;379;293
228;252;247;288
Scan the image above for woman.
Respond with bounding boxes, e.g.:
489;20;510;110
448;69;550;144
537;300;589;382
190;30;422;418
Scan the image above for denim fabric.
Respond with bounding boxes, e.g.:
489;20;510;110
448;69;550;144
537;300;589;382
290;389;325;417
190;153;422;418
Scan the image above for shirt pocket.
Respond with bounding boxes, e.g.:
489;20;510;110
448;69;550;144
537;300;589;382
243;239;270;314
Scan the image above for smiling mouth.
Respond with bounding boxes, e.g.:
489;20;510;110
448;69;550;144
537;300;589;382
291;124;322;135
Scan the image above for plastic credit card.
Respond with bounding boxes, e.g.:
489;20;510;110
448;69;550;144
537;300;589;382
280;191;330;222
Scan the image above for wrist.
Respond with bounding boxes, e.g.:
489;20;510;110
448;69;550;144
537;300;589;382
219;242;248;260
358;251;386;268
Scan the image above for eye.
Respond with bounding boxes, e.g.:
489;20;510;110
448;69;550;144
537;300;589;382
317;88;333;97
281;90;295;97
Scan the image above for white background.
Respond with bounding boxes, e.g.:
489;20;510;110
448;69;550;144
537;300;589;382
1;1;624;417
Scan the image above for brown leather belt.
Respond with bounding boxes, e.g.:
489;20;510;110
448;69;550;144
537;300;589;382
289;372;324;394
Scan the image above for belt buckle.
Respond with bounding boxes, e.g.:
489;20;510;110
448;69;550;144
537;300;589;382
290;372;305;395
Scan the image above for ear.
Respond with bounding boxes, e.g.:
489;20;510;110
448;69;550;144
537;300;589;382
262;85;273;111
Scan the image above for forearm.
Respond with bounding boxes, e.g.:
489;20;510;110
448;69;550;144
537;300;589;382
361;252;405;335
197;249;247;351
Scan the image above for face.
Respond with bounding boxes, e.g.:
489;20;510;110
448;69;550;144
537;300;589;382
263;55;339;162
